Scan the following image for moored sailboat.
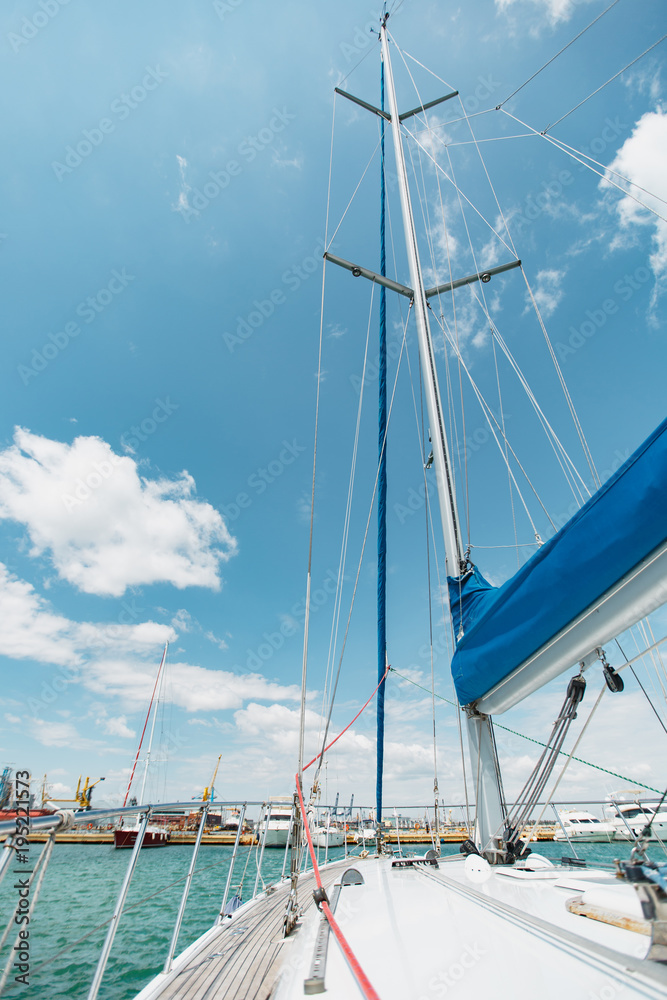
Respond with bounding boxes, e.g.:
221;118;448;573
131;11;667;998
114;643;170;849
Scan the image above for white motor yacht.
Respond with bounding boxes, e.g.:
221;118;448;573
553;810;615;842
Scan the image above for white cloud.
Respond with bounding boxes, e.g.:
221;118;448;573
101;715;135;739
495;0;588;27
173;154;192;217
271;145;303;170
0;562;174;666
526;267;565;318
204;630;228;650
83;659;302;712
29;717;107;750
601;110;667;293
0;429;237;597
48;781;73;798
171;609;195;632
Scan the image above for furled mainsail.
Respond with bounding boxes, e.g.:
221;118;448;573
448;417;667;711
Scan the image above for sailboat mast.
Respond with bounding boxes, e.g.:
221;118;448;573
380;22;464;575
376;52;388;838
138;642;168;806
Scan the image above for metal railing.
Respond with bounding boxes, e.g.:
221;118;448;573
0;794;653;999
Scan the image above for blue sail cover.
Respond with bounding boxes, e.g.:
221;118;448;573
449;416;667;706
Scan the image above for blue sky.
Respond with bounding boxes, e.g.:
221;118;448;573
1;0;666;815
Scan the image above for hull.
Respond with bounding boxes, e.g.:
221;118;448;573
613;821;667;842
0;808;54;821
114;828;170;849
262;827;291;848
553;829;615;842
313;829;345;848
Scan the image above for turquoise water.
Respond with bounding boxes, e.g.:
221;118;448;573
0;838;644;999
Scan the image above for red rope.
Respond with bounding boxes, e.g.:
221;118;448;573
295;775;381;1000
122;644;168;807
302;664;390;773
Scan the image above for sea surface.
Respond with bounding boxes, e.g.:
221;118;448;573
0;837;644;999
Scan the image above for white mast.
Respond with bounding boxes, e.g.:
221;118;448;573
138;642;168;807
380;22;464;576
380;21;507;859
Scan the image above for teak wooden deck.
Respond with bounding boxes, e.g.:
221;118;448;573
146;858;352;1000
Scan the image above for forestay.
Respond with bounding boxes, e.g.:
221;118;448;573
448;416;667;709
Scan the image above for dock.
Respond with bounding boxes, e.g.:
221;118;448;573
17;826;555;845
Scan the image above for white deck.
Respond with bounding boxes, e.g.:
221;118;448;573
135;851;667;1000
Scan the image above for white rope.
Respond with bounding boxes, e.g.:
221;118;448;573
520;268;601;489
320;284;376;740
299;99;337;778
310;305;413;794
469;288;592;505
430;309;543;541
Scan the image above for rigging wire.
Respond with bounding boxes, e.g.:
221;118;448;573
394;34;656;512
501;108;667;224
468;288;592;503
405;135;592;508
402;338;473;834
326;136;383;250
319;284;376;744
541;132;667;210
336;32;380;88
414;345;441;820
614;636;667;737
641;618;667;704
396;87;596;509
406;113;471;545
298;93;339;779
429;309;545;540
525;684;608;841
310;305;413;796
390;665;664;794
544;34;667;133
500;0;622;107
450;83;602;490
